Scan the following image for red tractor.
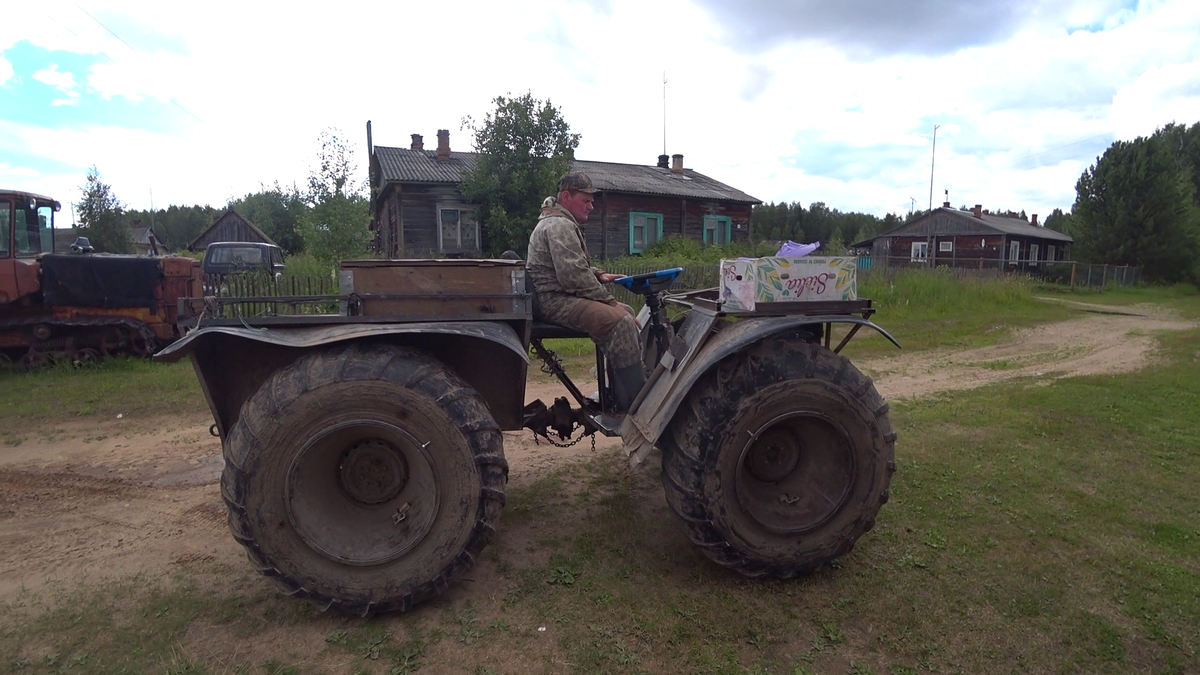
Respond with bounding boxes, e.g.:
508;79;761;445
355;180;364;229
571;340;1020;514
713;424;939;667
0;189;202;368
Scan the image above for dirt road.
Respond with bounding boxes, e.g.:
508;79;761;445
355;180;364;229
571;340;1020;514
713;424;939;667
1;303;1193;605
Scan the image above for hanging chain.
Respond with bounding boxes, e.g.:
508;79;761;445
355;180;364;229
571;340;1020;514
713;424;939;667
538;346;563;375
530;428;598;452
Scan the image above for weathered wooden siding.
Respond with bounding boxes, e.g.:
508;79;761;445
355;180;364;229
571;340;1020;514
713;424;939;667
373;183;754;260
592;193;751;260
189;212;275;251
373;184;483;258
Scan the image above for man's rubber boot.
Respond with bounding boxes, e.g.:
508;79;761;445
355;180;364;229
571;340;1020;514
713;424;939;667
611;363;648;414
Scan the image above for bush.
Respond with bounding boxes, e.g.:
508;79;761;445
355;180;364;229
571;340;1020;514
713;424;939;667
282;253;338;278
609;235;777;266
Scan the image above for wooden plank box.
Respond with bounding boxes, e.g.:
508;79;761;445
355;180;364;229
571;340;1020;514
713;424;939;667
340;259;528;319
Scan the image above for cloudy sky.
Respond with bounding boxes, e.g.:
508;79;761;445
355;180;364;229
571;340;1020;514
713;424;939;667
3;0;1199;222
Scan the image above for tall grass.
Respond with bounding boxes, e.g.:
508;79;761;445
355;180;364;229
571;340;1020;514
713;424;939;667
859;267;1040;321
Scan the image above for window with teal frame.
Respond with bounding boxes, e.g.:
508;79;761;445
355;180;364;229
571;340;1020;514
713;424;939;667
703;215;732;244
629;212;663;254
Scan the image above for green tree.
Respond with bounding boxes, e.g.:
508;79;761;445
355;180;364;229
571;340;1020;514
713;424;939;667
1043;207;1073;236
301;129;370;264
229;183;307;254
1073;132;1200;283
823;226;845;254
76;166;134;254
460;92;581;256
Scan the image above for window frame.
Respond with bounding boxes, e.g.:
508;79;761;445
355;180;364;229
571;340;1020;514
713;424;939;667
0;199;10;259
1029;243;1040;266
628;211;664;254
702;215;732;244
437;204;479;254
911;241;929;262
1009;240;1020;265
938;240;953;253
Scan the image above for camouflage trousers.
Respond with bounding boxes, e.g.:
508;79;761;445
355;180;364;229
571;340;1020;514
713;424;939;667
535;292;642;370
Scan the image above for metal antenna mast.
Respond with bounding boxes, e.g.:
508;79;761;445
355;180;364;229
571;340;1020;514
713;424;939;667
663;71;667;156
928;124;941;212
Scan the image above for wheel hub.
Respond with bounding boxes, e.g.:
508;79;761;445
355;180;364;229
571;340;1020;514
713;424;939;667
339;439;409;505
744;428;802;482
286;420;440;566
735;411;856;534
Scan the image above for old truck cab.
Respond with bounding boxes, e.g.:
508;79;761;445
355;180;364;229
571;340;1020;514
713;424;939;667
0;190;60;304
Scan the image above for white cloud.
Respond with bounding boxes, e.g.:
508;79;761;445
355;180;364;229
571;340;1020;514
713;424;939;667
1111;61;1200;139
1;0;1199;222
0;56;12;85
33;64;81;105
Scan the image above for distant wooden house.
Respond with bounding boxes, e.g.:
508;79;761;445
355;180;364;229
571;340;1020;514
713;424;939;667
130;222;167;255
368;128;760;259
187;209;277;252
852;204;1073;269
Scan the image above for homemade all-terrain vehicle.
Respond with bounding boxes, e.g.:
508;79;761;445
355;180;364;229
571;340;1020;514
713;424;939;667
156;258;899;615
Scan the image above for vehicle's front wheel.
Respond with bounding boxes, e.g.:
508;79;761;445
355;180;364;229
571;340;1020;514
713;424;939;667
222;342;507;615
662;339;895;577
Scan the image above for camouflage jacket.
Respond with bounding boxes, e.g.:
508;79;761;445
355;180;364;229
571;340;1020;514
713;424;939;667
526;197;613;303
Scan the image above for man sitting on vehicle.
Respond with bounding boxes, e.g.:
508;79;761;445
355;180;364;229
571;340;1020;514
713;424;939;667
526;172;646;412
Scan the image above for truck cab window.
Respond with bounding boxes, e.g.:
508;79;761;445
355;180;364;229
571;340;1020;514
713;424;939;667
0;201;10;258
14;204;51;256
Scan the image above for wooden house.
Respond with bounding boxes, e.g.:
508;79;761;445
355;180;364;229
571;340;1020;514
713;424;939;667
187;209;277;252
369;128;760;259
131;223;167;255
852;204;1073;269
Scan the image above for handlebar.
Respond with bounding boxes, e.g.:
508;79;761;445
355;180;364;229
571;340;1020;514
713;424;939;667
612;267;685;296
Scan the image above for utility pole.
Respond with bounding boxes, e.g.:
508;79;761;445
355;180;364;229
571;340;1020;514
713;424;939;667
909;197;916;216
928;124;941;212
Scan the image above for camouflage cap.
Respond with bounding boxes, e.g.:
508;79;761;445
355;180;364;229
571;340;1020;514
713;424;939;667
557;171;598;194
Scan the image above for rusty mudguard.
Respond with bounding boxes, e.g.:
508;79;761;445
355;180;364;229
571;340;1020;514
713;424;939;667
155;321;530;438
619;308;900;466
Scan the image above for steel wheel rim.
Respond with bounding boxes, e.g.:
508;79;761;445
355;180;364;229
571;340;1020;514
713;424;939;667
286;419;440;566
734;410;856;534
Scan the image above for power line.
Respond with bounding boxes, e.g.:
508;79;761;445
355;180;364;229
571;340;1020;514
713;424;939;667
65;3;212;128
74;3;139;55
1007;131;1115;168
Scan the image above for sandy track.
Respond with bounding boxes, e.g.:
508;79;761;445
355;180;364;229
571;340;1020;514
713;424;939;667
0;304;1193;601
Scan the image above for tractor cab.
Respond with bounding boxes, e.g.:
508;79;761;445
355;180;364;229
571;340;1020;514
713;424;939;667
0;191;61;304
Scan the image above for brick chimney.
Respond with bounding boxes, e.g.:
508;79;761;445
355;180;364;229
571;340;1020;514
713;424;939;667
436;129;450;162
411;134;424;151
1031;213;1039;227
972;204;983;218
671;154;684;174
942;201;950;208
657;154;669;169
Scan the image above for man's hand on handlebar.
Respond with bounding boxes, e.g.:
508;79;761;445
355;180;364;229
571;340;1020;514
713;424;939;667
597;272;626;283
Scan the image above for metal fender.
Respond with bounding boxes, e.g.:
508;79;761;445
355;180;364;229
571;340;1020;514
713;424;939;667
154;321;530;436
621;312;899;466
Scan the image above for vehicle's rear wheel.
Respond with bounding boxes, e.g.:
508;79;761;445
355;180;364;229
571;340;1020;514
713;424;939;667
661;338;895;577
222;342;507;615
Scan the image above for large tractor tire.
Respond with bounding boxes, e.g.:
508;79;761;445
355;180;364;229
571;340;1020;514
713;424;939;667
221;342;507;615
661;338;895;578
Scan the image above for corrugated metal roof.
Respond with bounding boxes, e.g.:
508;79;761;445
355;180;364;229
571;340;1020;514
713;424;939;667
971;211;1073;242
855;207;1073;246
373;146;760;204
